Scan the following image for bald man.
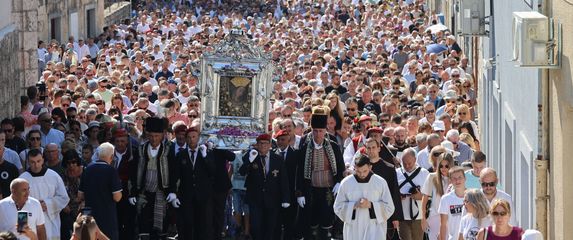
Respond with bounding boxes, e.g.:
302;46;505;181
0;178;47;240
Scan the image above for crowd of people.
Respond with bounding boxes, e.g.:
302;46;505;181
0;0;544;240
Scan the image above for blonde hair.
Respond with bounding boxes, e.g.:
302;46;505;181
459;132;476;149
491;199;512;216
465;189;490;226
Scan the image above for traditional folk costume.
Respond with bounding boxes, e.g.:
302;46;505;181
131;117;174;239
296;107;345;239
333;172;395;240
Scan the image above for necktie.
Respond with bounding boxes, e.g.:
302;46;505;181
261;155;267;175
190;150;196;167
281;151;286;160
178;147;185;155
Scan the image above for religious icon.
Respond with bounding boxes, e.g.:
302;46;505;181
219;76;252;117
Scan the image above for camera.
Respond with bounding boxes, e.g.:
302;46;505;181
36;81;47;101
408;186;420;195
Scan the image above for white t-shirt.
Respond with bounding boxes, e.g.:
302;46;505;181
416;148;431;170
0;196;45;240
458;214;491;240
421;173;449;217
438;191;465;240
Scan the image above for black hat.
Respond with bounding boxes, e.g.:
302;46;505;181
310;106;329;129
145;117;168;133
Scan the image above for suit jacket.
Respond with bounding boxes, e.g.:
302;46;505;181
295;134;345;198
131;141;173;196
239;151;290;209
210;149;236;192
115;143;139;201
273;146;298;201
169;146;216;202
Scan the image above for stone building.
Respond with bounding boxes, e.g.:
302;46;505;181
37;0;105;42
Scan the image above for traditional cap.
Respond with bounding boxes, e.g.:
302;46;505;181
310;106;329;129
185;126;200;134
358;115;372;123
367;127;383;134
145;117;168;133
274;129;289;139
112;128;129;138
256;133;272;142
173;124;188;133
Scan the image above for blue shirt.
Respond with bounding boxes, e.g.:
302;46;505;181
2;147;22;170
455;141;473;163
231;151;246;190
40;129;65;148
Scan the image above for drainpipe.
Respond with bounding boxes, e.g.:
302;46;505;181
536;0;550;238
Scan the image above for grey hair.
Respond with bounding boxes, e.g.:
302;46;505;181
401;148;417;161
97;142;115;159
446;129;460;139
10;178;29;192
415;133;427;144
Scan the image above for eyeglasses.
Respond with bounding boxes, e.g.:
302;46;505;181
432;152;444;157
439;164;449;169
29;137;41;141
492;211;508;217
481;182;496;187
458;112;467;115
282;114;292;118
425;109;435;114
347;108;356;111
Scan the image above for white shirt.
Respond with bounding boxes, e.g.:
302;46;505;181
148;145;160;158
438;191;465;240
458;214;491;240
396;166;430;220
416;148;431;170
114;150;126;168
0;196;45;240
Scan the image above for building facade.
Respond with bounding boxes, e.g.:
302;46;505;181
37;0;105;42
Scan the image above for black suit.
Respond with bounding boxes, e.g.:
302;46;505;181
114;143;139;240
273;146;299;240
239;151;290;240
169;146;216;240
209;149;235;240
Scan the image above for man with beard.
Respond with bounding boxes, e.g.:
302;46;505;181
333;155;395;240
129;117;176;239
111;127;138;240
393;126;410;152
20;149;69;240
296;106;345;239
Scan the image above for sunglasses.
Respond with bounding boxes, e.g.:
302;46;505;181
188;115;198;118
481;182;496;187
491;211;508;217
29;137;41;141
425;109;435;114
432;152;444;157
452;74;460;77
459;112;467;115
347;108;357;111
439;164;450;169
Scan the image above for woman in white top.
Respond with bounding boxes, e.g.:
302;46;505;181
458;189;491;240
421;146;454;240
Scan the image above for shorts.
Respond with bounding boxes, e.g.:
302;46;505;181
232;189;249;215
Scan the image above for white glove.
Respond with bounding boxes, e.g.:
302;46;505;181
249;149;258;162
281;203;290;208
166;193;177;203
333;183;340;195
129;197;137;206
171;198;181;208
199;144;207;157
206;141;214;150
297;197;306;208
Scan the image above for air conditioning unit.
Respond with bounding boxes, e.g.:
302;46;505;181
457;0;487;36
512;12;549;66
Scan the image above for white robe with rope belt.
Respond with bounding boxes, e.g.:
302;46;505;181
334;173;395;240
20;169;70;240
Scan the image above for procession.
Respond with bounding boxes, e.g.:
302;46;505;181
0;0;545;240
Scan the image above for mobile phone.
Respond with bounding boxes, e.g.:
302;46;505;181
81;207;92;216
17;211;28;233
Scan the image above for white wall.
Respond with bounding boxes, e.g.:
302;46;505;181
478;0;540;229
0;0;12;31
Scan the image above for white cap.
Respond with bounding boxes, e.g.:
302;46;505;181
432;120;445;131
441;140;460;157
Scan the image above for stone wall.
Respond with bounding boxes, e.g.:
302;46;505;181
105;2;131;27
0;29;24;118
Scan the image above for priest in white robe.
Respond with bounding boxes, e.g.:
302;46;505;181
334;155;395;240
20;149;70;240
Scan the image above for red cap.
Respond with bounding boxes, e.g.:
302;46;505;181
358;115;372;123
367;127;383;134
256;133;272;142
185;127;200;134
173;125;188;133
274;130;289;139
112;128;129;138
